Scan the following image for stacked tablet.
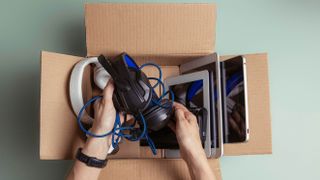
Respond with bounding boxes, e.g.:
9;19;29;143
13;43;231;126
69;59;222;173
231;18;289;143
164;53;223;158
140;53;249;159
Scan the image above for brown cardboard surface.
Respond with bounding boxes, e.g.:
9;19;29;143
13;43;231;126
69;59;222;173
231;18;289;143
85;3;216;58
40;51;84;159
98;159;221;180
221;53;272;155
39;51;126;159
40;51;221;179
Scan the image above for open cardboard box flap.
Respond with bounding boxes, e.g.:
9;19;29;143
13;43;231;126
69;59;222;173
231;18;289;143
39;3;272;180
85;3;216;63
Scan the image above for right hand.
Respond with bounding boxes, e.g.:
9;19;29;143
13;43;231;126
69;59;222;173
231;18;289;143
168;102;206;161
169;103;215;180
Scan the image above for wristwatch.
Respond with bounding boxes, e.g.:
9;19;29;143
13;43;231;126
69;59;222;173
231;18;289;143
76;148;108;168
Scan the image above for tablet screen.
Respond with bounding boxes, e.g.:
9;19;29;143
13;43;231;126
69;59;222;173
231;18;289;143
181;62;219;149
221;56;247;143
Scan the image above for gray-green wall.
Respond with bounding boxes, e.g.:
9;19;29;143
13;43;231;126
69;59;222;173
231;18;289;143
1;0;319;179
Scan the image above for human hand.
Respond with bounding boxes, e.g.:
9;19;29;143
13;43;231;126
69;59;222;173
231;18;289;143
82;80;122;159
168;102;206;161
91;80;117;137
168;103;215;180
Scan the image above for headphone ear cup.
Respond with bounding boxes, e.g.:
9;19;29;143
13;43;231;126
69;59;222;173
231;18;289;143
144;99;173;131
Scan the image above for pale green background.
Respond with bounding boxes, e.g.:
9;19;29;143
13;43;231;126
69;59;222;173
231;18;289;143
0;0;319;179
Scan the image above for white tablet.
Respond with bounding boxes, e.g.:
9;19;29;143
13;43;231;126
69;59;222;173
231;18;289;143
180;53;224;158
164;70;211;158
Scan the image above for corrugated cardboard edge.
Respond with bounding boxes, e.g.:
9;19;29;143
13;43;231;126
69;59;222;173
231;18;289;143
221;53;272;155
85;3;216;57
99;159;221;180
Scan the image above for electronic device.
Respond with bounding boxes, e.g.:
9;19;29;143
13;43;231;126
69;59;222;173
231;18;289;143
163;70;211;158
220;56;249;143
70;52;174;155
180;53;224;158
97;53;174;132
69;57;111;124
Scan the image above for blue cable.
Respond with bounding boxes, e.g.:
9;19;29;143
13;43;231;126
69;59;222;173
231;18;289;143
140;62;162;88
77;96;117;138
147;76;174;109
77;61;172;155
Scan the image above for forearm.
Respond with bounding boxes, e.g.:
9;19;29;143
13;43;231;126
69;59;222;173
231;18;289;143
66;136;110;180
183;149;215;180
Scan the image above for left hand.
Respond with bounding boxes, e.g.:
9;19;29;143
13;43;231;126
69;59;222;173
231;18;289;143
82;80;122;159
92;80;118;136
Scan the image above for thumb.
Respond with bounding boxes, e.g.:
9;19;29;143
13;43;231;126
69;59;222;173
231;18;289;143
103;80;114;103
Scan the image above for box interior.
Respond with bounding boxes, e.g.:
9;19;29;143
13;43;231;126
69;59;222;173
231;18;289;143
40;51;272;159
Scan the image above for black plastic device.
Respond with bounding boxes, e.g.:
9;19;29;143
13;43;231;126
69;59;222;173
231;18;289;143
97;53;173;131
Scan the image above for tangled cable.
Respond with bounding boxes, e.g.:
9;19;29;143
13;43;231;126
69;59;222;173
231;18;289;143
77;62;174;155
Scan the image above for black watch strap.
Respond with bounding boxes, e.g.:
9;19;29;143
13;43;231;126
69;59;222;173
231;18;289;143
76;148;107;168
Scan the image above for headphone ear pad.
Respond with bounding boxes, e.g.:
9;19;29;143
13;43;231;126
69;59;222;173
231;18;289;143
144;99;173;131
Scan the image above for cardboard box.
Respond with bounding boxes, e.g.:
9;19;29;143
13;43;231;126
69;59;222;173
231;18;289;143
39;3;272;179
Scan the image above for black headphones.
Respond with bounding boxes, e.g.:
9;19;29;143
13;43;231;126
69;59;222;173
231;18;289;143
98;53;173;131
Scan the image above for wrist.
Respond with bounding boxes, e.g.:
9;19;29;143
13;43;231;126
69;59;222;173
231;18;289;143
183;150;213;179
91;123;114;135
180;142;207;168
82;136;111;159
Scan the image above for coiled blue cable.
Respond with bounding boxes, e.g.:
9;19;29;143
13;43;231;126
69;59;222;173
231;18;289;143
76;62;173;155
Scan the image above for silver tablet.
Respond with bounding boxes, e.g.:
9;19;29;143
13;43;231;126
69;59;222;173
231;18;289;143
164;70;211;158
220;56;249;143
180;53;224;158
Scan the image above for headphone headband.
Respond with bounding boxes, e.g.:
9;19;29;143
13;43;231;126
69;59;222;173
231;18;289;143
69;57;110;124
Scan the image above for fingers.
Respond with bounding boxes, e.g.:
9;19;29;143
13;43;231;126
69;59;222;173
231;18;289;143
173;102;189;120
103;80;114;103
174;102;197;125
175;108;186;121
173;102;189;111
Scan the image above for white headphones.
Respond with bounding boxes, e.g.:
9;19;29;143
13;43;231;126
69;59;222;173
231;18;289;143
69;57;111;124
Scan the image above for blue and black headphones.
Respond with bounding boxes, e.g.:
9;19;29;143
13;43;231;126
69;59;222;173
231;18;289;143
77;53;174;155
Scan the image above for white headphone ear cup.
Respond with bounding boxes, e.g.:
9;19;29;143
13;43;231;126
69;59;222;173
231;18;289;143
70;57;99;124
94;65;111;90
